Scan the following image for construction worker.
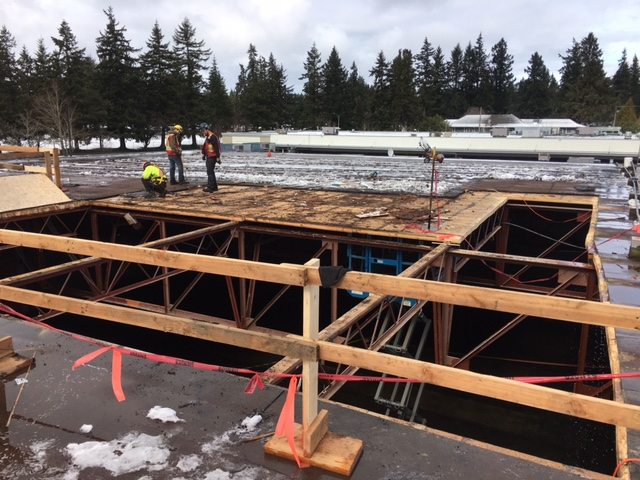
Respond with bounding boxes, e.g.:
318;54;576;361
166;124;186;185
202;126;222;193
141;161;167;198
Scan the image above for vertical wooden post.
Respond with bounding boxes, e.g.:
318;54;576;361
52;148;62;188
42;151;53;182
302;258;320;431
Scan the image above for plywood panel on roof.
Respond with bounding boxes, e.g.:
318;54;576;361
0;174;69;213
95;186;513;244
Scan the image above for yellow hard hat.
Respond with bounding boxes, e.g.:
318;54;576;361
174;124;183;132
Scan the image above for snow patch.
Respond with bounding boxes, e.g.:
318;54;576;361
79;424;93;433
177;454;202;472
65;432;170;476
14;377;28;385
146;405;184;423
241;414;262;431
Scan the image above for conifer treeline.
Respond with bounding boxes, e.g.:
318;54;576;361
1;8;639;152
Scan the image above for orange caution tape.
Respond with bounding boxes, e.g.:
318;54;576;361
244;373;265;394
274;376;308;468
72;346;111;370
111;348;125;402
73;346;125;402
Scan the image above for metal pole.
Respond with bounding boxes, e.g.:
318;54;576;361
428;158;436;230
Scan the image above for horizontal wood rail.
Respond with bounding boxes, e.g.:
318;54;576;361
0;144;61;188
0;229;638;330
0;283;639;430
2;229;640;431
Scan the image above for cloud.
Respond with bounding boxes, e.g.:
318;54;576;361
2;0;640;92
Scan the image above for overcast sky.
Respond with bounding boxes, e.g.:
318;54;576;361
3;0;640;92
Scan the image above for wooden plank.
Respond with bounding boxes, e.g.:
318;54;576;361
0;336;13;359
1;152;44;161
450;248;593;271
0;285;317;361
2;229;640;330
304;408;328;457
307;269;640;330
0;145;43;153
265;423;363;476
52;148;62;188
0;354;32;380
0;229;306;287
0;222;238;286
318;340;640;430
302;258;320;433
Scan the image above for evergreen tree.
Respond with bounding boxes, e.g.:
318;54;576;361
95;7;140;149
558;39;582;120
369;50;390;129
344;62;371;130
462;34;491;112
428;46;448;119
15;46;39;143
139;21;178;148
265;53;292;128
615;97;639;132
489;38;515;113
52;20;99;150
564;33;613;124
236;44;270;129
446;44;466;117
415;37;434;118
33;39;54;91
516;52;555;118
204;57;233;130
321;46;348;128
299;43;323;129
612;49;633;106
173;18;210;144
631;55;640;107
387;49;418;130
0;26;19;141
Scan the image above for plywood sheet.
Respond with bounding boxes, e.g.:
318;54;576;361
0;174;69;213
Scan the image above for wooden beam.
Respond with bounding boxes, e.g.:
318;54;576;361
0;222;238;287
0;285;317;361
0;145;46;153
318;340;640;430
0;229;306;286
2;229;640;330
449;248;593;271
302;258;320;441
308;270;640;331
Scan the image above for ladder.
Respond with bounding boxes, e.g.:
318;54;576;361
373;310;431;423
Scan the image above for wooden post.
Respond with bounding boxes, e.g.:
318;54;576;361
42;151;53;182
52;148;62;188
302;258;320;455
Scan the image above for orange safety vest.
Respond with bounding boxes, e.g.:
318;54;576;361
203;134;219;158
166;133;181;156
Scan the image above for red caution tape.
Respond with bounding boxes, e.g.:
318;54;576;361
244;373;265;394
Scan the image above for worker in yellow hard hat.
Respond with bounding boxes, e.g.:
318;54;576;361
165;124;187;185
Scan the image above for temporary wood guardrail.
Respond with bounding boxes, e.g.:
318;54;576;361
1;229;640;438
0;145;62;188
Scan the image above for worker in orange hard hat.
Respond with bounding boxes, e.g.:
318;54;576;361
165;124;187;185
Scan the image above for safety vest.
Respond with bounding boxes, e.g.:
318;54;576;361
203;134;219;158
166;133;181;156
142;164;167;185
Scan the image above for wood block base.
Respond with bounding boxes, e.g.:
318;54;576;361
264;423;363;476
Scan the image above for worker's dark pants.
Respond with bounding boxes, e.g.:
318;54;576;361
168;153;185;183
142;179;166;196
206;157;219;191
